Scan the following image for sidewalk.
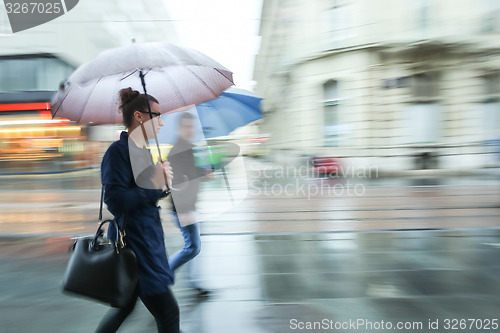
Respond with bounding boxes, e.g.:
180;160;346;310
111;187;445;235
1;183;499;237
1;229;499;333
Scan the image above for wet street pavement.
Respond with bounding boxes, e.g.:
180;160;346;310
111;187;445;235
1;229;500;332
0;166;499;236
0;163;499;332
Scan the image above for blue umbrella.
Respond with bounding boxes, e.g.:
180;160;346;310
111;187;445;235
158;87;262;203
158;87;262;143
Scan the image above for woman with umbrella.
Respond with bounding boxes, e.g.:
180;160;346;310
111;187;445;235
51;41;240;332
95;88;178;333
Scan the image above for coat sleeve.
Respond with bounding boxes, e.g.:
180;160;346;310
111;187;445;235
101;144;163;216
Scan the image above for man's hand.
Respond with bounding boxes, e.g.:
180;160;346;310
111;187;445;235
161;161;173;190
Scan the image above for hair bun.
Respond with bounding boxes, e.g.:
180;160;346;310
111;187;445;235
119;88;140;106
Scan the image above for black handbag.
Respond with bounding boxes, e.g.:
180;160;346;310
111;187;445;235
62;187;137;308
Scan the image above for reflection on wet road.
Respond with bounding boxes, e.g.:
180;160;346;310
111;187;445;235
1;230;499;332
0;165;499;332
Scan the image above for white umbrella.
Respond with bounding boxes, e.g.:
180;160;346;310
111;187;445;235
51;42;234;191
51;42;234;124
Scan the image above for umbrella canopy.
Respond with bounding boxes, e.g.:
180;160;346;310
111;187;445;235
158;87;262;144
51;42;234;124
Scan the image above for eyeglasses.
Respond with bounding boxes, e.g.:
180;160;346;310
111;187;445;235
141;111;161;118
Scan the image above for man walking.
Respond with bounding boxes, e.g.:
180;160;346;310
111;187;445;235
168;112;213;296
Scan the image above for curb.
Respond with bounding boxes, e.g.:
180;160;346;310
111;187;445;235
0;233;77;241
0;166;98;177
2;226;500;241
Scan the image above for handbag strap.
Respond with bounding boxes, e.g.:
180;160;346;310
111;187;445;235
98;185;104;222
99;185;129;238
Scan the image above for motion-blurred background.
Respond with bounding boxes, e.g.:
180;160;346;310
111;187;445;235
255;0;500;172
0;1;499;332
1;0;499;178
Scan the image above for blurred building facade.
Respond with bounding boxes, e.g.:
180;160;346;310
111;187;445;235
0;0;178;171
254;0;500;171
0;0;178;66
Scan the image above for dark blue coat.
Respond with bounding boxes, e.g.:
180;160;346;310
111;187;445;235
101;131;174;297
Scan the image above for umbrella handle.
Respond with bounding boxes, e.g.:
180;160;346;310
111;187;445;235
207;145;215;170
139;121;171;190
220;166;234;204
139;70;171;192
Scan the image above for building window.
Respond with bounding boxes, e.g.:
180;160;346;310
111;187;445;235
0;56;75;93
484;73;500;101
411;72;439;103
408;72;440;144
417;0;431;33
326;0;353;49
482;73;500;141
479;0;500;33
323;80;341;146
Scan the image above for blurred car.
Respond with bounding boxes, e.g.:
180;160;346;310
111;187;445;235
311;156;342;177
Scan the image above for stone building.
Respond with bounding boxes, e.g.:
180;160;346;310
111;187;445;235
254;0;500;171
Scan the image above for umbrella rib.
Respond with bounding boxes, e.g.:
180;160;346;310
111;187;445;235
213;68;234;85
76;77;102;124
51;94;65;119
120;69;138;81
163;70;188;107
185;67;217;99
51;84;71;118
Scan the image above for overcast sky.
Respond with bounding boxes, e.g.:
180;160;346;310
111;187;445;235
164;0;263;91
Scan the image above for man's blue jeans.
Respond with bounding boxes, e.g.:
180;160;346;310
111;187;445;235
169;212;201;288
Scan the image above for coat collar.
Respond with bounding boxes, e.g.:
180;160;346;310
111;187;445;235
119;131;129;142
